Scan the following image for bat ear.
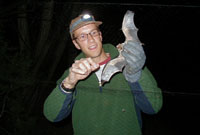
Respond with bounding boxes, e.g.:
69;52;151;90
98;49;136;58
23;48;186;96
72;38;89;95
72;40;81;50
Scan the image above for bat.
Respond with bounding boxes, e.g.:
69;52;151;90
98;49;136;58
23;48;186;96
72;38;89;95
101;10;142;85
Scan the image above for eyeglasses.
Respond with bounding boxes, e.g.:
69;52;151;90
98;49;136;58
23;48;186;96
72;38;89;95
74;29;100;41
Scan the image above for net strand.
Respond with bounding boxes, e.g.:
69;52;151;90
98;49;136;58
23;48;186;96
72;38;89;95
50;2;200;8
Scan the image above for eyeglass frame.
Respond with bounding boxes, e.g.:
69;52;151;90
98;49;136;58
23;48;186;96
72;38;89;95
73;29;101;41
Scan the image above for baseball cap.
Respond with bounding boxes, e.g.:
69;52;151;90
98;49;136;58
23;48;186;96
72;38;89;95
69;14;102;38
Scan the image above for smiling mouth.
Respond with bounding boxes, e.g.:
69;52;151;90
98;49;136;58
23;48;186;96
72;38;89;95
88;45;97;50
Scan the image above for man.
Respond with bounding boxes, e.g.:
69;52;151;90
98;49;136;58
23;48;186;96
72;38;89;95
43;13;163;135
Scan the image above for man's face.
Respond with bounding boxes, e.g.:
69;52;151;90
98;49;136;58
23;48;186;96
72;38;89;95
72;24;103;58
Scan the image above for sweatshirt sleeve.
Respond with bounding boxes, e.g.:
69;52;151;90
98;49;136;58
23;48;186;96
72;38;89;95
132;66;163;114
43;69;75;122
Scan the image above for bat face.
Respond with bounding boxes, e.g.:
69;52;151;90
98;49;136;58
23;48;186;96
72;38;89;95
101;10;140;85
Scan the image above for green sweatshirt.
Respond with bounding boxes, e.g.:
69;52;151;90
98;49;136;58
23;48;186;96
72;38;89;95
44;43;163;135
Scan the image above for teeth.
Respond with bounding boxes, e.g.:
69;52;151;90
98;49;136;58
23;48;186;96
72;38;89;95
89;45;96;49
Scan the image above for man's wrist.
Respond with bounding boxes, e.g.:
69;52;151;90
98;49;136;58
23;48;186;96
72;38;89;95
63;77;76;89
60;83;74;93
62;82;74;89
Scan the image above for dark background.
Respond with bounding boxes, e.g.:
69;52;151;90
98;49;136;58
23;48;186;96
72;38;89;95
0;0;200;135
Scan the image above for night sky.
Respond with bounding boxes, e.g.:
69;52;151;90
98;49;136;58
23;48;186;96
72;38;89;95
0;1;200;135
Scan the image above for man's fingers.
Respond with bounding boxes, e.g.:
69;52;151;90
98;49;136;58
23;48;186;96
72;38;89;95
71;58;99;75
71;67;86;75
87;58;99;71
71;62;87;74
82;59;92;71
79;63;88;73
73;60;87;72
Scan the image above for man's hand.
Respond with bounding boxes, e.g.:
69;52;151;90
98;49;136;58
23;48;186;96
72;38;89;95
62;58;99;89
121;40;146;82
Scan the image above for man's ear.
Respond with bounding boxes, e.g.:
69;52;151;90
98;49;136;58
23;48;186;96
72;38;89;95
72;40;81;50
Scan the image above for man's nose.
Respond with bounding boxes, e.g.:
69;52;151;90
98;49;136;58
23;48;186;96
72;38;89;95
88;33;94;42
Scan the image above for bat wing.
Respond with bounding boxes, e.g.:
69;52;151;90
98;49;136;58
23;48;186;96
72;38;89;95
101;55;125;84
122;10;140;43
101;10;138;85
